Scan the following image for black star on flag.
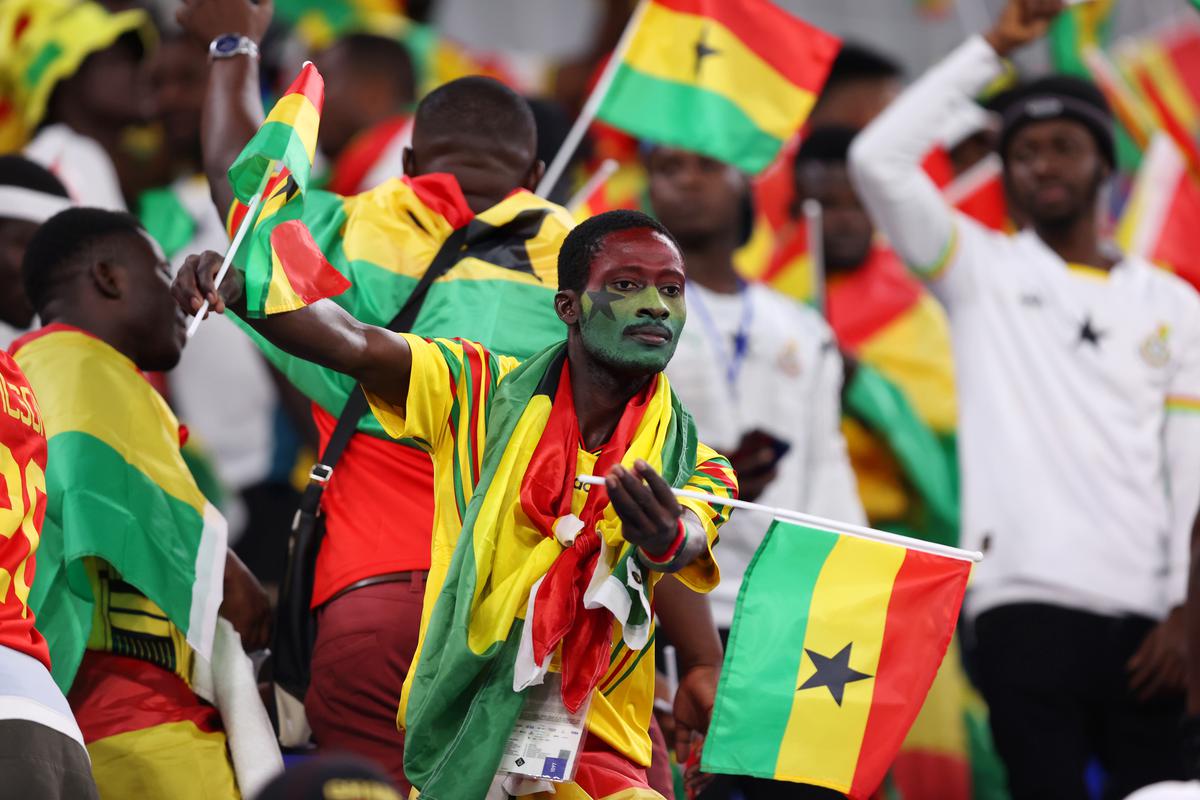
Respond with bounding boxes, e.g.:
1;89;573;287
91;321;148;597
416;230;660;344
1077;315;1108;349
584;288;623;322
797;642;872;706
694;28;719;76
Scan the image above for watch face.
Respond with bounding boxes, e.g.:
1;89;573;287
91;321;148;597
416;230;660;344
215;35;241;53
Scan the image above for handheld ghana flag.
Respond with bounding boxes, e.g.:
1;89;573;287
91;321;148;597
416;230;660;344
225;62;355;318
702;519;971;797
12;325;227;692
596;0;840;174
228;61;324;199
228;173;574;438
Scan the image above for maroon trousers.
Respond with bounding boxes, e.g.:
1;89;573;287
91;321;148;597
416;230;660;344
305;575;425;792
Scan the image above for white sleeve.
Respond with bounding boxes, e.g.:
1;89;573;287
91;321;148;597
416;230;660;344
803;335;867;526
1164;311;1200;608
848;36;1006;306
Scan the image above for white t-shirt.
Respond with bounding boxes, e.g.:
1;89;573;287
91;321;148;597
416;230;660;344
0;645;86;751
851;36;1200;620
666;281;865;628
25;124;126;211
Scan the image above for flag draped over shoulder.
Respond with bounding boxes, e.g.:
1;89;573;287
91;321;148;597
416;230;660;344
702;520;971;798
13;326;227;692
229;172;575;438
596;0;840;174
393;341;733;799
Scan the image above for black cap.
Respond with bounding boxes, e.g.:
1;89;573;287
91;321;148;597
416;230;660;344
253;755;402;800
993;75;1116;167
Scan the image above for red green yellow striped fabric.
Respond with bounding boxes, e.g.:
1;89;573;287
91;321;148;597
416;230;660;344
597;0;839;174
702;520;971;797
228;61;324;200
228;173;575;439
366;338;734;799
13;326;227;692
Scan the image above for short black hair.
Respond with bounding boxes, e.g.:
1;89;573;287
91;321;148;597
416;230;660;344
0;155;69;196
22;207;144;314
414;76;536;150
795;126;859;168
557;210;679;294
324;33;415;105
822;42;903;94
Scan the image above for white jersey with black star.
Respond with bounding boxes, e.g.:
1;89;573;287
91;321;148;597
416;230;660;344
850;35;1200;620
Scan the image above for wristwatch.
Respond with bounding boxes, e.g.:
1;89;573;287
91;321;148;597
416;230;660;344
209;34;260;61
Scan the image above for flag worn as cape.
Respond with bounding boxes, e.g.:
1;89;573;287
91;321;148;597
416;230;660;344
366;338;734;799
13;325;227;692
596;0;840;174
701;519;971;798
228;173;574;438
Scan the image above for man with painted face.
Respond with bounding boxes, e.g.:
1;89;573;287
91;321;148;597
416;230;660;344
173;209;737;800
851;0;1200;795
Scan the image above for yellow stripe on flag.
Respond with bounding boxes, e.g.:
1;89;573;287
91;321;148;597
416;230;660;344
774;534;906;788
624;3;816;142
1130;44;1199;134
264;92;321;164
16;331;207;517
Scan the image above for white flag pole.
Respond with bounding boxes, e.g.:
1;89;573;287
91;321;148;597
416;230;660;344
802;198;826;315
535;0;650;198
576;474;983;563
186;166;273;338
566;158;620;214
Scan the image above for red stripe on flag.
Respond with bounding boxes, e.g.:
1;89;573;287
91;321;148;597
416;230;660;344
407;173;475;230
269;219;351;304
653;0;840;93
283;62;325;113
890;749;972;800
849;549;970;797
827;249;922;351
1137;69;1200;182
67;652;222;743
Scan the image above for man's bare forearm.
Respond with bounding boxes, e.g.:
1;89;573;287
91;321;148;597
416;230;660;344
655;575;723;673
237;301;413;408
202;56;265;217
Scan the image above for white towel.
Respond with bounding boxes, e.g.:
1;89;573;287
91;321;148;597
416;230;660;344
193;619;284;798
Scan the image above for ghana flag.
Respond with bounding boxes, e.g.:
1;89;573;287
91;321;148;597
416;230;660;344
702;519;972;797
228;61;323;198
596;0;840;174
227;172;574;438
225;62;354;317
13;325;227;692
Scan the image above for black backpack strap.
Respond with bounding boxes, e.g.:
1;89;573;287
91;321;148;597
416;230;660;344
303;224;472;497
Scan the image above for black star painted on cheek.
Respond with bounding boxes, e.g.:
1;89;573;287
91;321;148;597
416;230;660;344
1077;315;1107;349
585;289;623;322
694;28;719;77
797;643;872;706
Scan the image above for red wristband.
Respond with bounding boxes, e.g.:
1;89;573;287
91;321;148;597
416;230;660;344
639;517;686;565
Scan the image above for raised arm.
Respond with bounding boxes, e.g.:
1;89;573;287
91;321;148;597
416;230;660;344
176;0;274;219
849;0;1061;280
174;251;413;407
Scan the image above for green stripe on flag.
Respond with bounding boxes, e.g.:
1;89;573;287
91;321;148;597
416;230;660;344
703;521;839;775
597;65;784;174
228;120;316;201
32;431;210;691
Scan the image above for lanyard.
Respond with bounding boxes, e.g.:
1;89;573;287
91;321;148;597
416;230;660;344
689;280;753;395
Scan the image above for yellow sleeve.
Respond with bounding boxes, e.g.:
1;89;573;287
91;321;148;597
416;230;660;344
363;333;458;450
674;442;738;593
